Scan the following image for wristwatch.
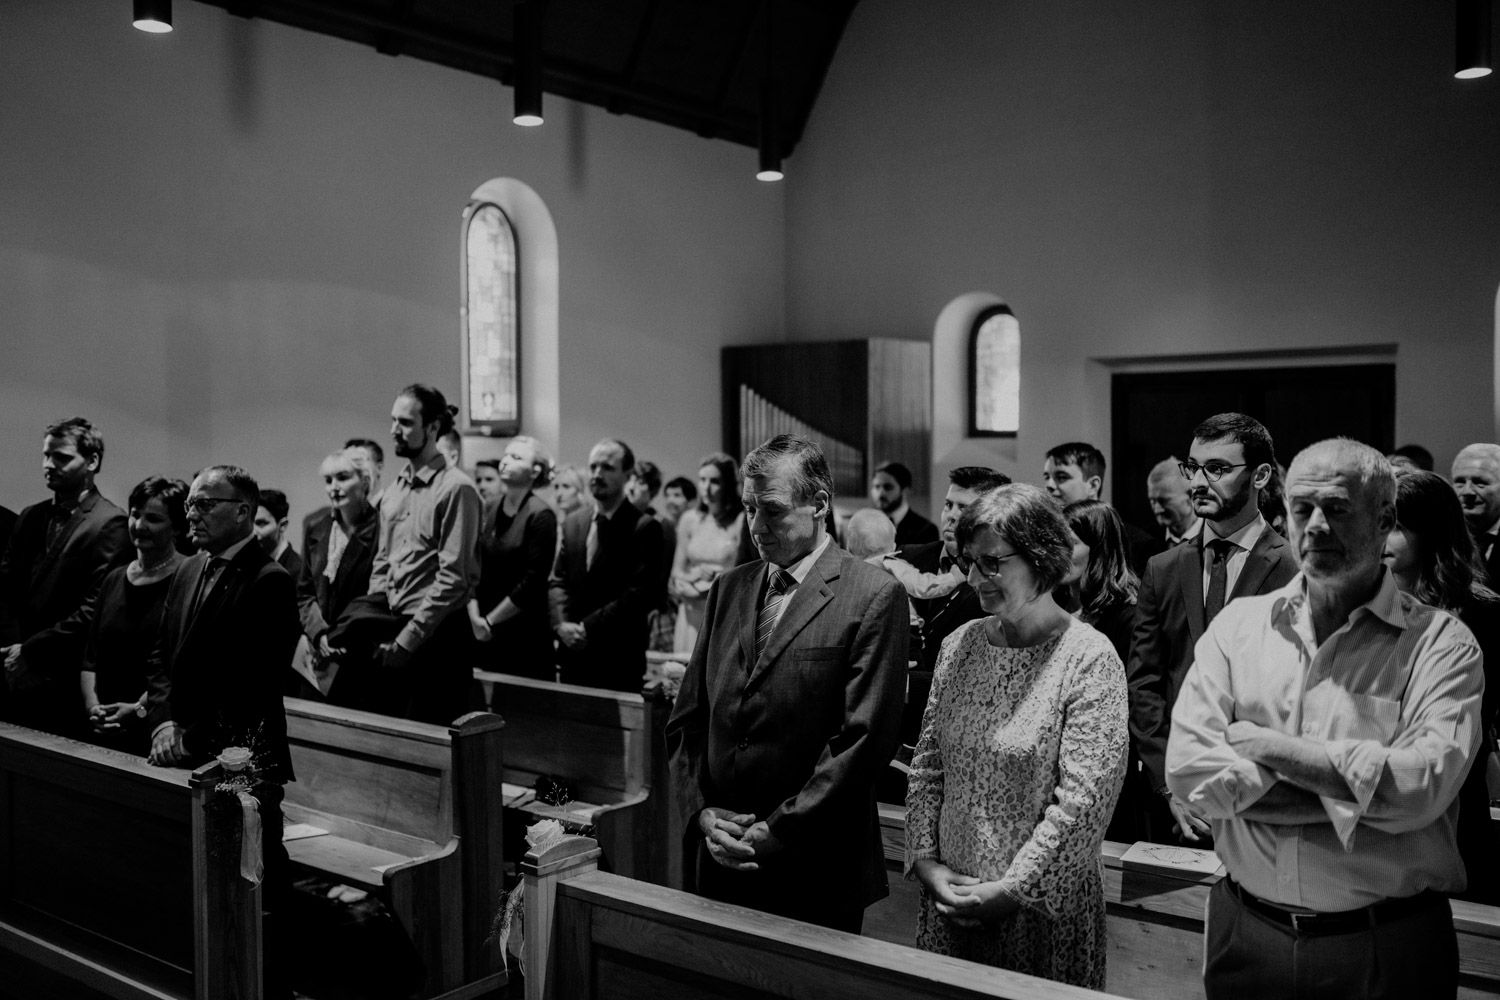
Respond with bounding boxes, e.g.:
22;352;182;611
134;702;147;718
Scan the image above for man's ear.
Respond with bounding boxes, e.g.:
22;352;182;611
86;453;101;474
1252;464;1273;491
813;490;832;518
1087;476;1103;500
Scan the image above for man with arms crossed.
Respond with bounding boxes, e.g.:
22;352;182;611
1168;438;1482;999
666;435;908;931
1130;413;1297;844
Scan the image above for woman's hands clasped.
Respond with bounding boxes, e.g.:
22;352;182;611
912;858;1020;928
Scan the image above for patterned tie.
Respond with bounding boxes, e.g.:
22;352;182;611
585;510;601;570
754;569;795;664
1204;538;1235;624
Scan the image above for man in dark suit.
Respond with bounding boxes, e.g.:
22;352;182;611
254;487;303;581
870;460;939;547
1044;441;1165;573
666;435;908;932
1129;413;1298;844
145;464;299;998
896;465;1011;742
1453;443;1500;586
549;438;663;691
0;417;129;735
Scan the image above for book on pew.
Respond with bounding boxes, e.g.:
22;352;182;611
1119;841;1224;880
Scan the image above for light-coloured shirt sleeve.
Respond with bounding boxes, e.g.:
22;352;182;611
395;482;482;651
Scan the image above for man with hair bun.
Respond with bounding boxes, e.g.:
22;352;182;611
325;384;482;722
1;416;129;735
1169;437;1483;999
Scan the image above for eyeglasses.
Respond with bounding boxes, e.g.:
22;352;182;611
185;497;240;516
1179;461;1248;483
955;551;1023;578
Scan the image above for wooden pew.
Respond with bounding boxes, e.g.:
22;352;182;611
869;802;1500;999
523;835;1127;1000
0;722;260;1000
280;698;507;1000
472;671;673;884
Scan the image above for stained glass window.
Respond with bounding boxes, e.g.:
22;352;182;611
462;201;520;435
969;305;1019;436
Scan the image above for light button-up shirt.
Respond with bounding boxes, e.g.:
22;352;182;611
1167;571;1483;910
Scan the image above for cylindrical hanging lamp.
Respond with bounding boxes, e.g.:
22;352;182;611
513;0;545;125
757;81;783;182
133;0;173;33
1456;0;1493;79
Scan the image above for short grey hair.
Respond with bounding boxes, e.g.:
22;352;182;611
954;483;1074;593
845;508;897;559
741;435;835;506
1288;438;1396;509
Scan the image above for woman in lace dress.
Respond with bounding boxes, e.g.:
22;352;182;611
906;483;1128;989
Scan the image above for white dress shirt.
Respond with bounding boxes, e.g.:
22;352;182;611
762;535;832;635
1201;512;1266;603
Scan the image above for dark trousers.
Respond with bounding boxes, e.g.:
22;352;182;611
325;595;473;724
692;839;865;934
257;784;293;1000
1205;877;1458;1000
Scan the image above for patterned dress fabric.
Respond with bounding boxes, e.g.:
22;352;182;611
906;616;1128;989
670;509;744;652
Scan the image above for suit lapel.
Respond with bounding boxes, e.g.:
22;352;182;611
170;554;210;659
31;501;80;585
1181;541;1208;646
1230;529;1283;600
746;545;841;690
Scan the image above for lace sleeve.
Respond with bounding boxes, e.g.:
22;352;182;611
903;623;968;874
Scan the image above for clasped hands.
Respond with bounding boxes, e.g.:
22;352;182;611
556;621;588;650
911;858;1018;928
698;806;779;872
148;722;189;767
87;700;139;733
0;644;40;691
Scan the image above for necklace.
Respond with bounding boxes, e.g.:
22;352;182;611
133;550;180;577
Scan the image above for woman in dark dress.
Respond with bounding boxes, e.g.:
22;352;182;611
468;435;558;680
1063;499;1144;843
1386;469;1500;904
80;476;189;756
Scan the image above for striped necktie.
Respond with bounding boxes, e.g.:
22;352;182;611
754;569;795;664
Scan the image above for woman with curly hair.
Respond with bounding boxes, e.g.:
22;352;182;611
1385;469;1500;903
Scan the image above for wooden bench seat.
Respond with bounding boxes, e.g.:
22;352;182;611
473;671;675;884
282;698;506;1000
0;723;260;1000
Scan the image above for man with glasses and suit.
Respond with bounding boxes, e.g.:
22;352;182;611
1128;413;1298;844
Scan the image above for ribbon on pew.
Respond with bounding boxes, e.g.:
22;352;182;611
237;789;263;885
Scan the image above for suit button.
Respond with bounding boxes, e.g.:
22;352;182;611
738;740;749;750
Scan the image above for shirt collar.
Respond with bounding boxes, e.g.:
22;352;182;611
399;453;447;487
1282;567;1408;631
1204;511;1265;552
211;532;256;565
52;488;94;514
272;539;290;562
768;534;832;587
1169;517;1203;544
889;501;910;526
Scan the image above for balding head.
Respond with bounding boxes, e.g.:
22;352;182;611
1452;443;1500;531
1146;457;1196;538
1286;438;1396;594
845;508;898;559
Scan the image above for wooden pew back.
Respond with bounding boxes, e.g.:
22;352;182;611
0;723;259;1000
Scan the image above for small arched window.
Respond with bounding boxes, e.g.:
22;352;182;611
969;304;1019;437
461;201;520;437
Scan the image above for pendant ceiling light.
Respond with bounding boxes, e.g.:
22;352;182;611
1456;0;1493;79
757;1;783;181
513;0;545;126
133;0;173;33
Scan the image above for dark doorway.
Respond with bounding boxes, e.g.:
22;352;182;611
1111;364;1396;532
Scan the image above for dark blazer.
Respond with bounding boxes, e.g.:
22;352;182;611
297;503;380;643
665;543;908;924
0;492;129;733
277;544;304;583
1475;529;1500;590
548;501;663;690
1124;521;1167;576
0;505;16;564
146;539;300;782
900;540;985;675
1128;523;1298;792
894;507;939;548
475;492;557;679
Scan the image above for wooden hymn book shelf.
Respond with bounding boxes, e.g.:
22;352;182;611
0;722;260;1000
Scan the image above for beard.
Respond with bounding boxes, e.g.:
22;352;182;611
1202;482;1252;522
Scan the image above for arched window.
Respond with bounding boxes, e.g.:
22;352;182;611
969;304;1019;437
461;201;520;437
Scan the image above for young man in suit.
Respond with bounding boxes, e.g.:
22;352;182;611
145;464;300;998
870;460;939;547
1043;440;1164;574
666;434;908;932
1129;413;1299;844
549;438;663;691
1452;443;1500;587
896;465;1011;742
0;416;129;736
254;488;303;581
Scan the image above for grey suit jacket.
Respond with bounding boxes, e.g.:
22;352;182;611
665;541;908;911
1128;523;1298;791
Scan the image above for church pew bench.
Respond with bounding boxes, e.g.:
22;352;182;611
868;801;1500;999
281;698;507;1000
0;722;260;1000
472;671;673;885
522;834;1128;1000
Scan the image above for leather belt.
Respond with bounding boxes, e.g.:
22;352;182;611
1228;879;1441;937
